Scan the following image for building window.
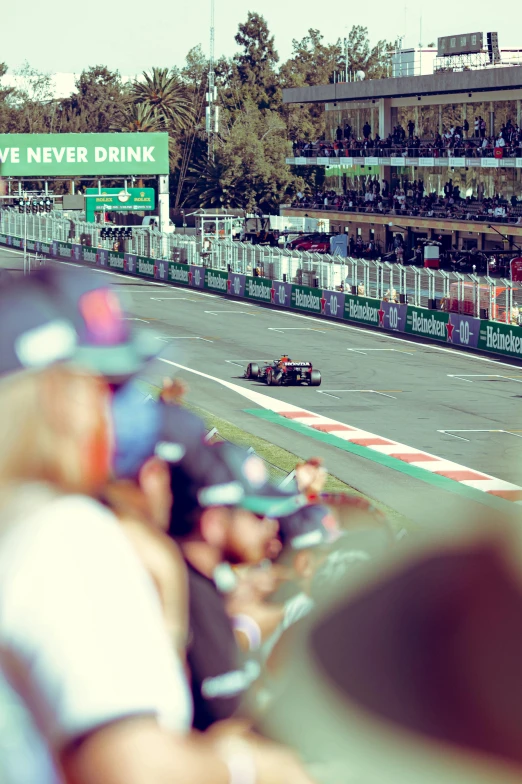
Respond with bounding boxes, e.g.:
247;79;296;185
460;37;466;46
471;34;477;45
450;37;456;48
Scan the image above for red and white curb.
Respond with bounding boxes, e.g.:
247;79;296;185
158;359;522;505
269;402;522;504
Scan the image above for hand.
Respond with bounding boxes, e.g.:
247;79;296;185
215;734;317;784
160;376;188;405
295;458;327;497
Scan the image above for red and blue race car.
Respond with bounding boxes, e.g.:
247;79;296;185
244;357;321;387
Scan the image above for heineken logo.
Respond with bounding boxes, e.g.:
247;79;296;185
410;311;446;338
294;288;320;311
347;298;379;323
247;279;270;300
83;249;97;262
484;324;522;355
169;264;189;283
207;271;227;290
58;245;72;258
138;258;154;275
109;254;124;269
41;243;51;253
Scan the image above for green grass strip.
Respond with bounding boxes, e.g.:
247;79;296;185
244;409;518;515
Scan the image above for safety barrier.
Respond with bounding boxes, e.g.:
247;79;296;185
1;211;522;360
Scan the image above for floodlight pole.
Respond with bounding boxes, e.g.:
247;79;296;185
207;0;217;163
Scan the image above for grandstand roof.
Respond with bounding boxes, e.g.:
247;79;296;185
282;65;522;105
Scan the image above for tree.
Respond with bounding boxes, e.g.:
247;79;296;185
110;102;166;133
183;154;242;209
9;62;55;133
131;67;194;133
230;12;280;111
57;66;127;133
0;63;16;133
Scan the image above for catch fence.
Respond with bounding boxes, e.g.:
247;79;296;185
0;209;520;322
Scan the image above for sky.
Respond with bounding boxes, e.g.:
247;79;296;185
2;1;515;78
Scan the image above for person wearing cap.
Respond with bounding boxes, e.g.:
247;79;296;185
260;503;342;668
0;271;315;784
167;440;304;732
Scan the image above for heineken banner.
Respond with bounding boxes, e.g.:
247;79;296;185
135;256;155;278
292;284;322;313
107;250;125;271
321;290;344;319
448;314;480;348
272;280;292;307
0;133;169;176
205;268;228;292
82;246;98;265
344;294;381;326
0;229;519;362
189;265;205;289
379;301;408;332
478;320;522;359
244;276;272;303
168;261;190;285
228;272;246;298
405;306;450;342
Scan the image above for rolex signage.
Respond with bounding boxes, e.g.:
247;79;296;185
85;187;156;222
0;133;168;176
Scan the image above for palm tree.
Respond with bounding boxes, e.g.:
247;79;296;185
110;102;166;133
184;155;242;209
131;68;194;132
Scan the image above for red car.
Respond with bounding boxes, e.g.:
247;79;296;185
286;233;332;253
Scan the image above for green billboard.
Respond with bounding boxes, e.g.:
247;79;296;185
291;284;321;313
405;306;449;341
205;268;228;292
86;188;155;221
478;320;522;359
343;294;380;325
0;133;169;176
245;276;272;302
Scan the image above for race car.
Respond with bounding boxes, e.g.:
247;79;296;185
244;356;321;387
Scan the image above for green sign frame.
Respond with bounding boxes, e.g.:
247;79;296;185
0;133;169;176
86;187;155;221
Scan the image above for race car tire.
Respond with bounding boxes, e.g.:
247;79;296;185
310;370;322;387
266;369;281;386
247;362;259;379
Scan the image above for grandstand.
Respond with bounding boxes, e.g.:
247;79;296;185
282;41;522;257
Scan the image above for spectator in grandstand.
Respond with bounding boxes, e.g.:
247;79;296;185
166;441;305;731
363;121;371;139
0;272;314;784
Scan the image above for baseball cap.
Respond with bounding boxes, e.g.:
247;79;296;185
111;384;207;479
168;441;306;536
278;504;342;551
0;275;78;377
30;267;159;381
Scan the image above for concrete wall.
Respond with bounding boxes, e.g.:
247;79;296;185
283;65;522;105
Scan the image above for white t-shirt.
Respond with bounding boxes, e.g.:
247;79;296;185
0;493;191;768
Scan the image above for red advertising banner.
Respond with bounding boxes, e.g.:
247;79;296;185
510;257;522;282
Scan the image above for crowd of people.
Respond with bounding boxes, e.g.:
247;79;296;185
1;263;522;783
292;178;522;225
292;116;522;159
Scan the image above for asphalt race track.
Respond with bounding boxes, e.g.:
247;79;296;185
2;245;522;529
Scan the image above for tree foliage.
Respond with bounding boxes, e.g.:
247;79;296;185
0;19;393;209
